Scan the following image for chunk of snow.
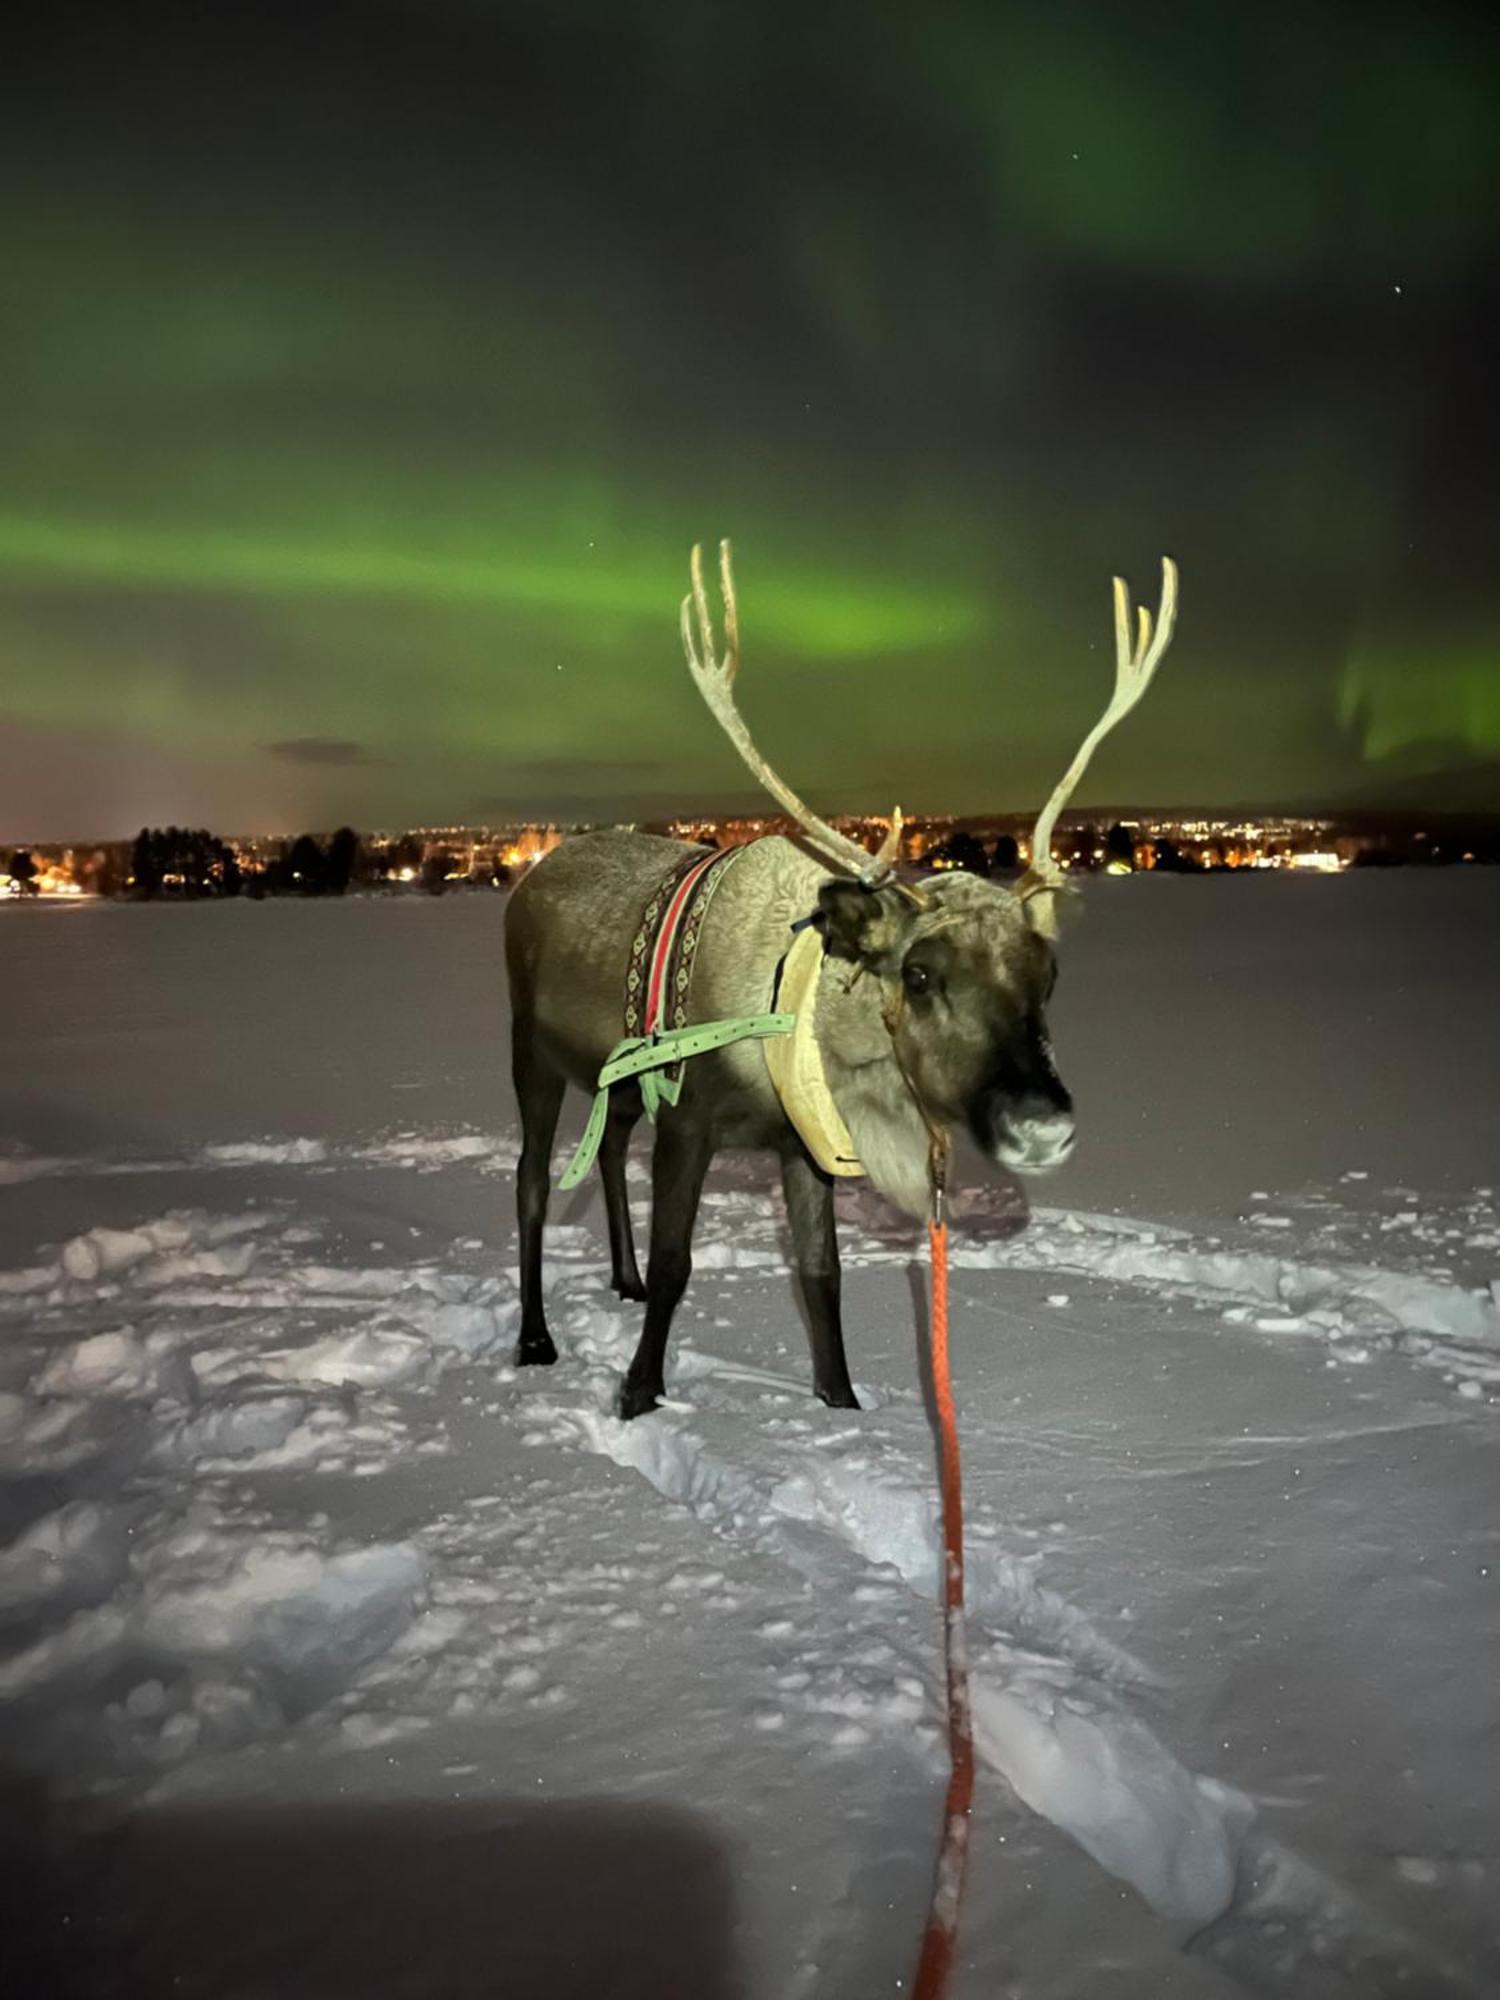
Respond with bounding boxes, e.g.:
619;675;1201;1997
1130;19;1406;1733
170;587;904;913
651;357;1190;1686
970;1679;1252;1922
59;1226;157;1281
140;1537;424;1681
35;1330;158;1401
204;1139;329;1166
0;1501;128;1613
261;1327;428;1389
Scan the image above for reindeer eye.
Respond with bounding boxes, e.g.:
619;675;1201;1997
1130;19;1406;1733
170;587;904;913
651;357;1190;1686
902;960;931;996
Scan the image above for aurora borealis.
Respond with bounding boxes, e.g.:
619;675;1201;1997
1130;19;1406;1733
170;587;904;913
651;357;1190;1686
2;1;1497;838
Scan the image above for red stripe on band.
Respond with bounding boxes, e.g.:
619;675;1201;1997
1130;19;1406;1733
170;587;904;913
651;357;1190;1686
644;854;717;1031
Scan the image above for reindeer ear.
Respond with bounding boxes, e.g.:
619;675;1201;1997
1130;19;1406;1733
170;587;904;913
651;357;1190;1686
814;881;910;966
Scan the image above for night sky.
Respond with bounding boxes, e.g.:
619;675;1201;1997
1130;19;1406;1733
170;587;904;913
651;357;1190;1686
3;1;1497;839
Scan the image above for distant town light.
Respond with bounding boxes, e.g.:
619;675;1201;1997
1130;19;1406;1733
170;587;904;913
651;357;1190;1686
3;811;1493;903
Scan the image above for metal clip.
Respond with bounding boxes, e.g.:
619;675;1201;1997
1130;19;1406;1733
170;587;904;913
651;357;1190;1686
928;1133;950;1227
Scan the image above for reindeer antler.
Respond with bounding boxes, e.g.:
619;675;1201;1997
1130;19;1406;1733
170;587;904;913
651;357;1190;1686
1019;557;1179;936
681;540;916;896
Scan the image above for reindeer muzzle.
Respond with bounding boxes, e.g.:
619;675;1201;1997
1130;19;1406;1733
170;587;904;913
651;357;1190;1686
973;1089;1076;1175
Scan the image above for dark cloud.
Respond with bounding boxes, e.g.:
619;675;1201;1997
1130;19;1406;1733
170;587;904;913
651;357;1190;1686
265;739;383;767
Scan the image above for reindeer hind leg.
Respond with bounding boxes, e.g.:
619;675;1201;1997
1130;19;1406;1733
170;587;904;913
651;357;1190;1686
513;1022;566;1365
619;1115;713;1419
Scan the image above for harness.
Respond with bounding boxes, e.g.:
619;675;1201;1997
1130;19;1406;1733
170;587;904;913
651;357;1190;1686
763;924;864;1176
558;846;797;1189
622;847;742;1061
557;841;959;1192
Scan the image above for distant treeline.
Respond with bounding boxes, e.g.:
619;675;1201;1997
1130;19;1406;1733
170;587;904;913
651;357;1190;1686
928;826;1169;873
923;822;1500;876
8;816;1499;904
119;827;509;899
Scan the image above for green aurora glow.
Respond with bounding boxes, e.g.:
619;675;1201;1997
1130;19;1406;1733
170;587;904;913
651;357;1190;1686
2;0;1497;837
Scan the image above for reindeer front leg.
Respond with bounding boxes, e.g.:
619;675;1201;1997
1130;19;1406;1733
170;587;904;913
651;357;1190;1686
780;1147;859;1410
618;1114;714;1419
600;1094;648;1302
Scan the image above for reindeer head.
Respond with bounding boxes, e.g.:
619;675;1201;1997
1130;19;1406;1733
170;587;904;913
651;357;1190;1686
680;539;1178;1191
814;870;1075;1174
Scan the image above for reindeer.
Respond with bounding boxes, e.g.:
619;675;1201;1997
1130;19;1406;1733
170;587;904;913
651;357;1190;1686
505;543;1178;1417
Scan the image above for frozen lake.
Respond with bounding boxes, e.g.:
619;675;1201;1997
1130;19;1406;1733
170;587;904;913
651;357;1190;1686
2;875;1498;1997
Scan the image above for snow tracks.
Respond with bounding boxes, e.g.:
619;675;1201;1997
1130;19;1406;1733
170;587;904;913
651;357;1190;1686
1;1135;1494;1997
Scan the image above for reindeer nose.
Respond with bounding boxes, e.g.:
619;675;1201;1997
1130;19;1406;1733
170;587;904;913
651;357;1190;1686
988;1098;1076;1175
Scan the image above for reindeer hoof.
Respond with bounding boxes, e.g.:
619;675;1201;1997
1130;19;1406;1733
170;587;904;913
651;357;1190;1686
613;1276;649;1304
816;1382;861;1411
515;1331;558;1367
616;1378;662;1420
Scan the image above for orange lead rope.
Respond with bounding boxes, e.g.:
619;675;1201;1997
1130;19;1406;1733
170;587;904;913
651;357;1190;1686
912;1165;974;2000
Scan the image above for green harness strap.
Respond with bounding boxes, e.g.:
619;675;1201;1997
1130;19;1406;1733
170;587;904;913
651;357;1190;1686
557;1013;795;1190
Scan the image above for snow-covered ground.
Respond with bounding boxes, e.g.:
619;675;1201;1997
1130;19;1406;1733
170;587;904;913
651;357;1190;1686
2;876;1497;1998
